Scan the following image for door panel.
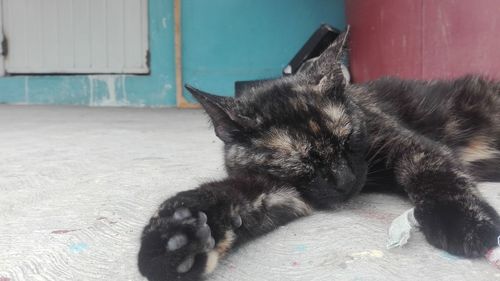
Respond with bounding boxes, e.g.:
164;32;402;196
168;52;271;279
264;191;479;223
2;0;149;74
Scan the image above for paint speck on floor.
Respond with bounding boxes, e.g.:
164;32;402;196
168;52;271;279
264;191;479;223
0;277;11;281
349;249;384;259
294;244;307;253
69;242;89;254
96;216;118;225
439;251;463;261
292;261;300;267
51;229;79;234
353;209;394;222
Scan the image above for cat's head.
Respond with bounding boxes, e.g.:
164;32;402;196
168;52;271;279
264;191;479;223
187;30;368;208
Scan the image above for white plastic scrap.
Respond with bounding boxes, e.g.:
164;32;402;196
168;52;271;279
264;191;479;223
486;236;500;268
386;208;420;249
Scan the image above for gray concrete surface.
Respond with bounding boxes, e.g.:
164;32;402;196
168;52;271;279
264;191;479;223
1;105;500;281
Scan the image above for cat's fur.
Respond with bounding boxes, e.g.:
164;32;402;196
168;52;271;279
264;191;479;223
138;31;500;281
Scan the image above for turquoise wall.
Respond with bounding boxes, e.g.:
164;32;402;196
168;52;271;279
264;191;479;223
182;0;346;101
0;0;345;107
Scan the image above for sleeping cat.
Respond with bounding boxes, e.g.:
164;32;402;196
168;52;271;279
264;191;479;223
138;31;500;281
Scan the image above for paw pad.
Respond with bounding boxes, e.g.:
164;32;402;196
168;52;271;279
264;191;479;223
167;234;188;251
176;256;195;273
173;208;192;220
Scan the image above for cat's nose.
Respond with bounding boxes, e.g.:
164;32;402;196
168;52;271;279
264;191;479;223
312;175;332;189
335;167;356;193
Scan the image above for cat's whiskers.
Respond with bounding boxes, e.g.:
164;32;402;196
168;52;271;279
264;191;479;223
367;140;392;167
367;167;391;175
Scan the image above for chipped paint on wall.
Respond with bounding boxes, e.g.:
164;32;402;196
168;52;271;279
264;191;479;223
162;17;168;29
88;76;129;107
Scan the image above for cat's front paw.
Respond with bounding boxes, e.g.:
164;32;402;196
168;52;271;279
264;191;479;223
138;207;216;281
415;199;500;257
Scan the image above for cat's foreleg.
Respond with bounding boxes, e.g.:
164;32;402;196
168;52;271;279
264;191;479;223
138;176;312;281
393;142;500;257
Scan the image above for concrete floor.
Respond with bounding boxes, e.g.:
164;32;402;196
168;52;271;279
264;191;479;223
1;105;500;281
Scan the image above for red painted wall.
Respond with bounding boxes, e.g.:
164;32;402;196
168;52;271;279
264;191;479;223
346;0;500;82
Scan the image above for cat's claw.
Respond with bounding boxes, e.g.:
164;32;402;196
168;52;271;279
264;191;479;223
198;211;208;225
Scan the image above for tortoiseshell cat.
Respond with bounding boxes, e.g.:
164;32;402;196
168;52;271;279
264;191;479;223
138;31;500;281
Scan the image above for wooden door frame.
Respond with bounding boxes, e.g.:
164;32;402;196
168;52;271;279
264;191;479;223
0;0;6;76
174;0;199;109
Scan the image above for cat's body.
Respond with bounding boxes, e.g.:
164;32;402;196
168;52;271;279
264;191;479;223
138;32;500;281
357;76;500;180
354;76;500;196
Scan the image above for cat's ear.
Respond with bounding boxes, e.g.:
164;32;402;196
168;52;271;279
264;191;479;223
185;84;242;143
311;27;350;76
302;27;350;89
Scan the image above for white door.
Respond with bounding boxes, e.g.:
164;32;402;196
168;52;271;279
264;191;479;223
1;0;149;74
